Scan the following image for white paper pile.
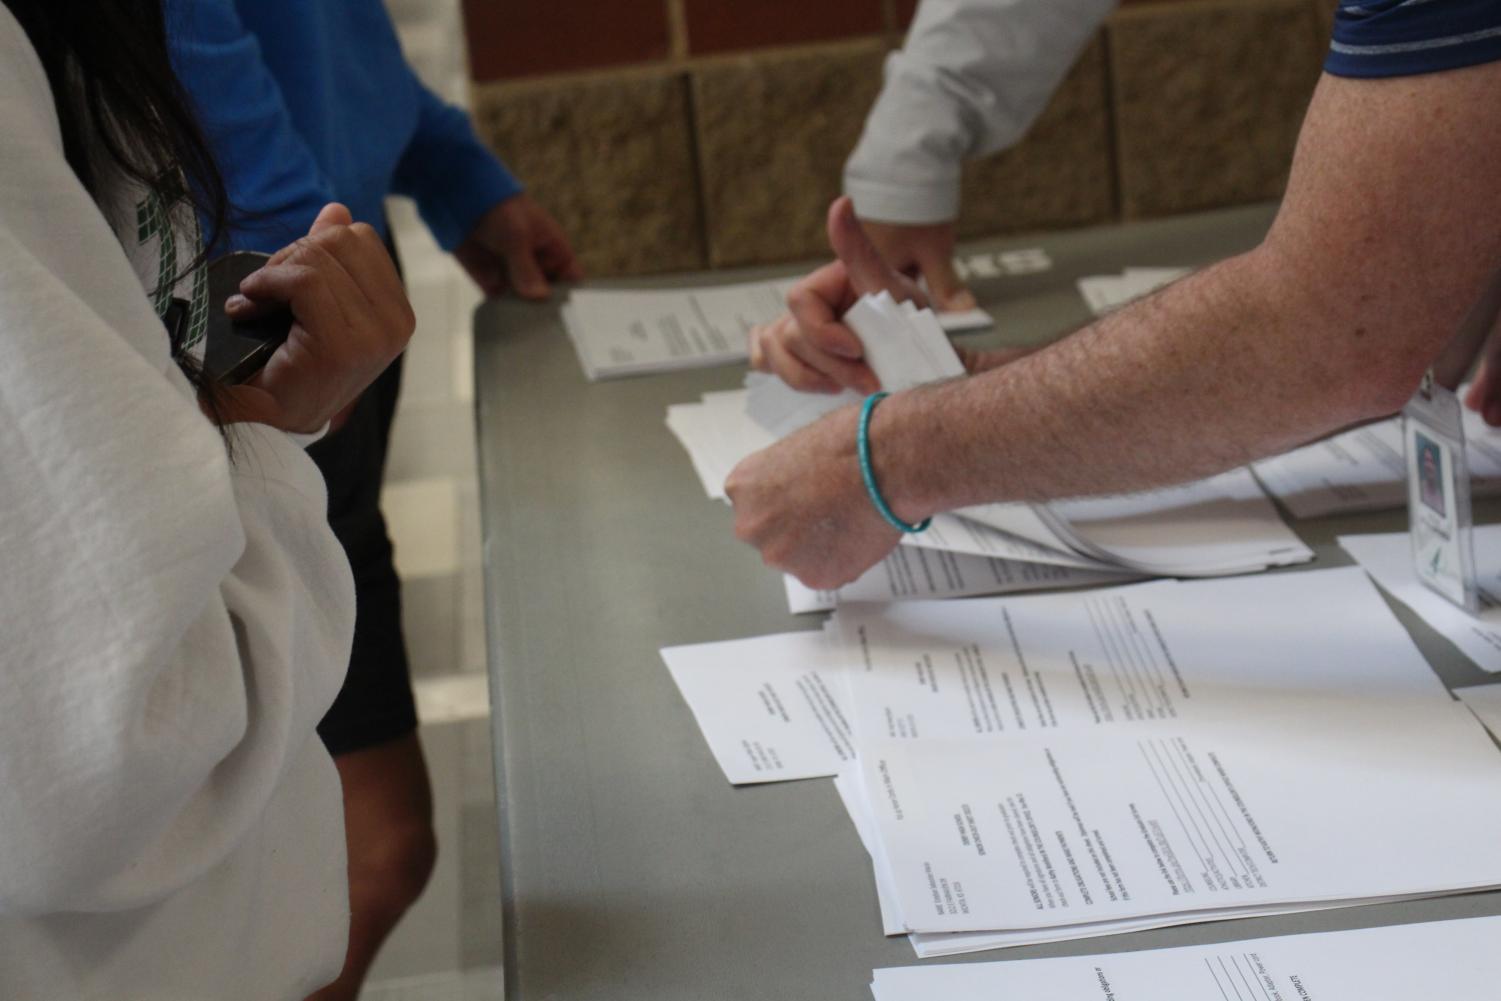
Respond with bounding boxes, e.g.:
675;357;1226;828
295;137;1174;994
662;568;1501;956
563;278;993;381
1254;406;1501;518
1339;524;1501;673
869;916;1501;1000
1076;267;1190;316
957;470;1313;578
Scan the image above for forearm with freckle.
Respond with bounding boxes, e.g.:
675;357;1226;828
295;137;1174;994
873;250;1439;517
870;64;1501;519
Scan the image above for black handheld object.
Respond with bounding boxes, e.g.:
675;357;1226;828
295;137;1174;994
202;251;294;385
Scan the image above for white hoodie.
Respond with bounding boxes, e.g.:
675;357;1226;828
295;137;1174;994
0;9;354;998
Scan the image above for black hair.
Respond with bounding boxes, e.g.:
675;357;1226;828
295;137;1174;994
4;0;233;417
5;1;229;260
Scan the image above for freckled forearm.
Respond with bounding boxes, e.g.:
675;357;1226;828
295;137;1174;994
874;249;1415;517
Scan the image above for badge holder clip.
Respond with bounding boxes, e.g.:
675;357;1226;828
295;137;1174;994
1404;369;1479;613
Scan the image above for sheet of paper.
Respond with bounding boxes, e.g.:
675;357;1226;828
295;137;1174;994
1254;409;1501;518
870;916;1501;1000
1454;683;1501;740
567;279;993;380
660;629;855;784
665;389;774;500
783;544;1133;614
863;698;1501;933
565;280;796;380
744;373;859;439
837;568;1451;745
1340;527;1501;673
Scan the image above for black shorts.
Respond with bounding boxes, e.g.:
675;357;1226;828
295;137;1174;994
309;354;419;757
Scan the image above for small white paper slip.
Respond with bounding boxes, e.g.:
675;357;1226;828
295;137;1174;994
846;293;968;389
660;630;855;784
1454;684;1501;740
1339;526;1501;673
783;544;1132;614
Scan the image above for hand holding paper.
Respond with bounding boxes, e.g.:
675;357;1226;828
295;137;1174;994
750;196;934;395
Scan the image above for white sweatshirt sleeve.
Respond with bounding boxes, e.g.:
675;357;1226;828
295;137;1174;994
844;0;1117;224
0;12;353;916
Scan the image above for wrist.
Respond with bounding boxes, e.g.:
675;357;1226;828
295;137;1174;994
864;390;941;526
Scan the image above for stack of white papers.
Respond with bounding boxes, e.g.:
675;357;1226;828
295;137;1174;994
663;568;1501;954
1340;525;1501;673
1254;407;1501;518
1076;267;1190;316
564;279;992;381
742;290;969;437
870;916;1501;1000
958;470;1313;578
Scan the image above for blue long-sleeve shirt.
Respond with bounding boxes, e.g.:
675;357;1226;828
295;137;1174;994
166;0;522;255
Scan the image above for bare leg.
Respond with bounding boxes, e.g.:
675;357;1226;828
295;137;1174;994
307;733;437;1001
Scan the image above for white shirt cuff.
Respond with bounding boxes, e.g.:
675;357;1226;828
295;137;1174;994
284;421;332;449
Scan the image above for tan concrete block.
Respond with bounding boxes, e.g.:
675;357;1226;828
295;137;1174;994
957;35;1115;241
471;68;706;277
1311;0;1338;45
1109;0;1323;219
692;40;888;269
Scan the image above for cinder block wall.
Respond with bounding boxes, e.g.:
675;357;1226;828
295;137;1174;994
464;0;1337;278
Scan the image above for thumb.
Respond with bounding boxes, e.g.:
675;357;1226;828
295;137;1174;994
827;196;904;298
916;246;977;312
505;246;550;300
310;202;354;235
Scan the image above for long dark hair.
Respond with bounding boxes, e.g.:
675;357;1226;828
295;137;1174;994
3;0;229;268
5;0;235;436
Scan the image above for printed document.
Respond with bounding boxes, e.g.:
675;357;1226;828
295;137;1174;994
1254;408;1501;518
1454;683;1501;740
960;470;1312;577
784;544;1133;614
870;916;1501;1001
566;279;991;380
863;698;1501;933
836;568;1452;745
1340;526;1501;673
661;628;854;784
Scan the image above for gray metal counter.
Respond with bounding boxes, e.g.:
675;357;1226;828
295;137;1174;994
473;203;1501;1000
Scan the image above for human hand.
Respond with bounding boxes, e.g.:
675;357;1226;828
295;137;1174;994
218;204;415;434
725;404;909;589
455;193;582;299
748;196;925;396
861;219;977;314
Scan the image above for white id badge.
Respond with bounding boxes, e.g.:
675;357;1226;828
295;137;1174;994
1404;373;1479;612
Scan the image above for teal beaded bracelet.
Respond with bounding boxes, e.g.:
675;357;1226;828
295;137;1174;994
858;392;930;534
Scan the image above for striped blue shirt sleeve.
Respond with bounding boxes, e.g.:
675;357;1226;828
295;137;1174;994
1326;0;1501;78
